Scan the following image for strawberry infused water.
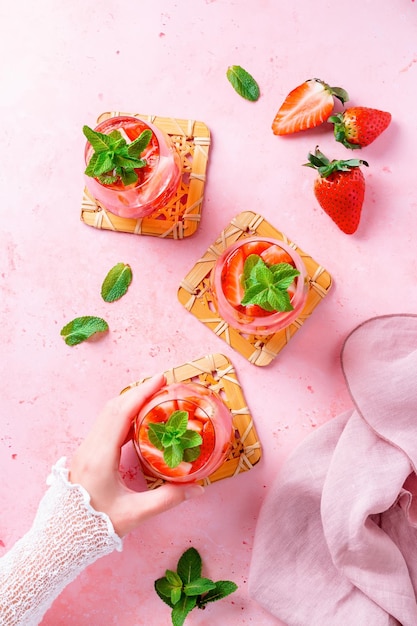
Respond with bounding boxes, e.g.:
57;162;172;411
133;382;233;483
210;236;308;335
83;115;181;219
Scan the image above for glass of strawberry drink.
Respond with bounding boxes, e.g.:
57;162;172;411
211;237;308;335
83;115;181;219
133;382;233;483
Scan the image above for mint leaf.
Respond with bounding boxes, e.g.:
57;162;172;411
184;578;216;597
180;431;203;449
166;570;183;587
60;316;109;346
120;168;138;186
148;425;166;450
171;595;197;626
241;256;300;312
155;578;175;608
128;129;152;157
155;577;175;600
183;446;202;462
82;125;114;152
171;587;182;606
243;254;261;281
198;580;238;606
226;65;260;101
177;548;202;585
101;263;133;303
166;410;189;435
164;443;184;469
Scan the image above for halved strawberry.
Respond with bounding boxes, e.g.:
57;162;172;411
328;106;392;149
221;248;245;307
240;240;270;257
272;78;349;135
260;244;295;267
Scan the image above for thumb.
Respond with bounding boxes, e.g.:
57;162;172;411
119;483;205;535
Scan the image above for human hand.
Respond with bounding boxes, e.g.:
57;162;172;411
69;374;205;537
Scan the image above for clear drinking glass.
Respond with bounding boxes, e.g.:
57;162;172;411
210;236;308;335
133;382;233;483
84;115;181;219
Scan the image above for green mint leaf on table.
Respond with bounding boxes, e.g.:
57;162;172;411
83;124;152;186
101;262;133;302
155;547;238;626
177;548;202;585
241;255;300;312
154;578;175;608
147;410;202;468
197;580;239;607
226;65;260;101
184;578;216;596
171;595;197;626
60;316;109;346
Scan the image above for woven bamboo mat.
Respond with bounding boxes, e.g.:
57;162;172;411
178;212;332;366
80;111;210;239
124;353;261;488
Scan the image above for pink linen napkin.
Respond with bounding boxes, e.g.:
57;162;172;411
249;314;417;626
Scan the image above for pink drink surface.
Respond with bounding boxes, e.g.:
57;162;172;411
84;116;181;219
211;236;308;335
134;382;233;483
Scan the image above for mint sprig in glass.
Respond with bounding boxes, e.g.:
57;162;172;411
147;410;203;469
241;254;300;312
83;124;152;187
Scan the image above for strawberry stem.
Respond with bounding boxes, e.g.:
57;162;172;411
303;146;368;178
313;79;349;105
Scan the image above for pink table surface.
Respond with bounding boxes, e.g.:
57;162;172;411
1;1;416;625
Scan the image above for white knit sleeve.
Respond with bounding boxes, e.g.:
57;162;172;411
0;457;123;626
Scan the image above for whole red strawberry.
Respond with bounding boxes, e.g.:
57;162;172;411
304;147;369;234
328;106;391;149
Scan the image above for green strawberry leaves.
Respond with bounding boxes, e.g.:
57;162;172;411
227;65;260;101
241;254;300;312
60;316;109;346
155;547;238;626
83;124;152;186
148;410;202;468
101;262;132;302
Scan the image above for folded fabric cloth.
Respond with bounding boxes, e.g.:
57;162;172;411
249;314;417;626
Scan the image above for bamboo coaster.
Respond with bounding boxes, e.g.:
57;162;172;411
124;353;261;488
177;211;332;366
80;111;210;239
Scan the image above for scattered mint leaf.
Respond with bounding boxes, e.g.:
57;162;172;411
148;411;202;468
166;570;183;588
184;578;216;597
101;262;133;302
155;547;238;626
171;595;197;626
83;124;152;186
226;65;260;101
155;578;175;608
60;316;109;346
177;548;202;585
241;256;300;312
197;580;239;607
